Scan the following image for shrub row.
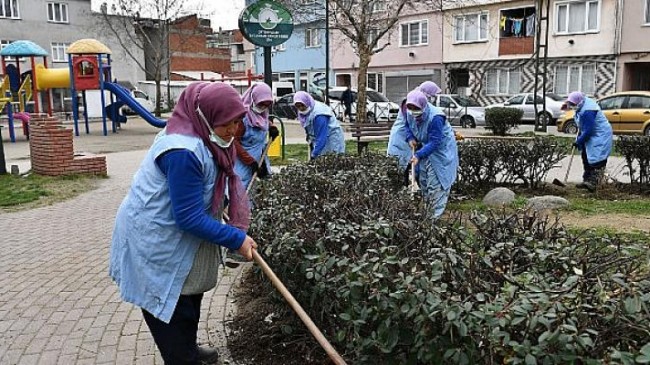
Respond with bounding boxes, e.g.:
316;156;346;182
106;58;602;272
456;137;566;195
616;136;650;190
249;155;650;364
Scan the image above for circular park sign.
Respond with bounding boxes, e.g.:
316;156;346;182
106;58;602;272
239;0;293;48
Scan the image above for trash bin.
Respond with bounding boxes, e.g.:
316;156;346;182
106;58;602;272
268;133;281;158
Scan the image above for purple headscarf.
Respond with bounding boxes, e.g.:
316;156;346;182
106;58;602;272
418;81;442;98
406;90;428;111
166;82;250;230
566;91;585;106
293;91;315;127
242;83;273;130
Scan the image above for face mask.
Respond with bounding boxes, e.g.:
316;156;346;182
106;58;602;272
197;106;235;148
297;106;311;115
252;104;268;114
409;109;423;118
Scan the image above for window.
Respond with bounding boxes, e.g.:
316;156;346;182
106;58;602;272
599;96;625;110
499;7;536;38
47;3;68;23
272;43;286;52
439;96;454;107
400;20;428;46
51;42;69;62
371;1;386;13
645;0;650;24
305;28;320;48
299;0;317;4
626;96;650;109
367;28;379;46
485;68;521;95
0;0;19;18
1;40;22;61
455;13;488;42
367;73;384;93
556;0;599;34
553;64;595;95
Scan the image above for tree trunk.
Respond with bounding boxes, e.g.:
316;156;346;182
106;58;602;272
154;71;162;117
356;46;372;124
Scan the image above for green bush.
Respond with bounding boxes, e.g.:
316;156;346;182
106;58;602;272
485;107;524;136
457;137;566;194
248;155;650;364
616;136;650;191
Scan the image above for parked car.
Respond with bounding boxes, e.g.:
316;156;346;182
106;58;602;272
432;94;485;128
328;87;399;123
485;93;564;124
121;89;155;114
272;92;325;120
556;91;650;136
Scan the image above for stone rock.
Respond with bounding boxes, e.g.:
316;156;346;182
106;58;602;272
483;187;516;207
526;196;570;211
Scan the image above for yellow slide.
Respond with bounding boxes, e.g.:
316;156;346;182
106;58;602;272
34;64;70;90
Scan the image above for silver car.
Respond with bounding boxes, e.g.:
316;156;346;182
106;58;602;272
486;93;565;123
433;94;485;128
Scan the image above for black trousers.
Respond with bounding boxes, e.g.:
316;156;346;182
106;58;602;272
142;294;203;365
581;149;607;184
344;104;352;118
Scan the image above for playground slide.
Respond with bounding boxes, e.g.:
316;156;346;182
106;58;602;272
103;81;166;128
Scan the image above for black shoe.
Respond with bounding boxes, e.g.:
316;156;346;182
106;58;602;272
584;182;596;192
197;345;219;364
576;182;588;189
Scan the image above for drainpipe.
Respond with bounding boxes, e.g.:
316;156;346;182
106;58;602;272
613;0;623;91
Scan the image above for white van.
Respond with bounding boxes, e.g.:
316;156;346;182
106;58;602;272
272;81;294;100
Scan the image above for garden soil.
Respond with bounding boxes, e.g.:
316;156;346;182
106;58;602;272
227;269;329;365
561;212;650;232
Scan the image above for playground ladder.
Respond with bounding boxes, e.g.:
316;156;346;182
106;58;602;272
0;76;9;112
18;75;32;113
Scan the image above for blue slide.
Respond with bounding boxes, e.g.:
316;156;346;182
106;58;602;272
103;82;166;128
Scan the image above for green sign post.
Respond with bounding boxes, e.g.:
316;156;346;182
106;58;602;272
239;0;294;87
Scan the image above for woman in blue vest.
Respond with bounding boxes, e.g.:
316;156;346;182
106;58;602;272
110;82;257;364
387;98;411;171
234;83;280;190
401;89;459;219
565;91;613;192
293;91;345;159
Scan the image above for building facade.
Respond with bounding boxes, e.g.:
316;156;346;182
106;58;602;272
443;0;618;105
617;0;650;91
207;29;255;74
330;4;445;103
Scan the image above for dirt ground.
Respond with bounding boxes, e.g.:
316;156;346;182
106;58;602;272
227;269;329;365
560;212;650;232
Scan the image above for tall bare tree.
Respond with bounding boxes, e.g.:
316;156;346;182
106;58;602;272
281;0;441;123
98;0;202;116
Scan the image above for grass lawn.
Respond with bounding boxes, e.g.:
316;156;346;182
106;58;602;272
270;140;389;165
0;173;105;213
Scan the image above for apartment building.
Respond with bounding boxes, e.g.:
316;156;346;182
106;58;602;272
207;29;255;74
330;3;445;103
443;0;618;105
617;0;650;91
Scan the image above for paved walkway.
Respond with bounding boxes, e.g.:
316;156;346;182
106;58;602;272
0;117;630;365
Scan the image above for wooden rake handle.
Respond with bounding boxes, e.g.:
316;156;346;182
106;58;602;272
252;250;347;365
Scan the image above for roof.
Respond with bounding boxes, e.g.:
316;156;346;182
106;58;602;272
67;39;112;55
171;71;225;80
0;40;49;57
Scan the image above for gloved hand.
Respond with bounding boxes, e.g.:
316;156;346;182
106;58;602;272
268;125;280;140
257;162;269;179
250;161;259;173
572;141;583;151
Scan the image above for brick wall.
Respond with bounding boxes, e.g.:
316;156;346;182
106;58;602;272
29;116;107;176
499;37;534;56
168;15;231;74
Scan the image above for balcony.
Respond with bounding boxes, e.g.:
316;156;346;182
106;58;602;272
499;36;534;56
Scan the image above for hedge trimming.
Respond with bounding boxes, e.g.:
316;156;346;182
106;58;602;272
248;155;650;364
